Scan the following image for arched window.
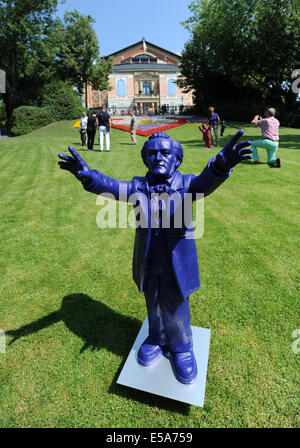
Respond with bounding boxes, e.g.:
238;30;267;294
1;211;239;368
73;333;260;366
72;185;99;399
168;79;177;96
136;54;151;59
117;79;126;96
134;54;157;63
121;54;157;64
143;81;150;95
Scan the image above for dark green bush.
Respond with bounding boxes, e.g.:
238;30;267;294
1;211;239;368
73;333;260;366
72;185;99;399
39;81;85;121
9;81;86;135
0;101;7;127
215;100;300;128
216;100;266;124
276;105;300;128
10;106;53;136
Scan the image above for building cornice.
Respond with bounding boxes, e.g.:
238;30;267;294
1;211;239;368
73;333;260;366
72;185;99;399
112;64;180;73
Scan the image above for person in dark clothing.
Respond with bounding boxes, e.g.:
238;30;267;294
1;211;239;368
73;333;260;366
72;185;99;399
96;106;111;152
221;120;227;137
87;111;97;150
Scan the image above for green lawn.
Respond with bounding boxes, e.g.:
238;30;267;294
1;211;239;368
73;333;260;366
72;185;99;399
0;120;299;428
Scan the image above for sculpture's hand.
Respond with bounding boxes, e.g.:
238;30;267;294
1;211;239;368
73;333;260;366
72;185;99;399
58;146;94;186
215;130;252;172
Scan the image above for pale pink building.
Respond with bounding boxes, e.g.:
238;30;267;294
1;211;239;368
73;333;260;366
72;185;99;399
85;38;194;114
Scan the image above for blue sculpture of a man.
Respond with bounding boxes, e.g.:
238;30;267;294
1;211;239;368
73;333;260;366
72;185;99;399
58;130;252;384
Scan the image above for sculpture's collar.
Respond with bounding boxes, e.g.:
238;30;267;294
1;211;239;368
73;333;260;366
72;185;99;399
136;171;183;192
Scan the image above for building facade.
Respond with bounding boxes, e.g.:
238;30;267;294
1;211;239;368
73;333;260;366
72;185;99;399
85;39;194;114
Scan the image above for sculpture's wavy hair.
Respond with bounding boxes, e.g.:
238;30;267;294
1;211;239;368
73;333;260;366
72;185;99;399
141;132;183;168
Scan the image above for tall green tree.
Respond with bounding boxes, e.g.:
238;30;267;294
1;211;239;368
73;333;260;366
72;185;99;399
0;2;112;123
180;0;300;119
57;10;112;108
0;0;59;121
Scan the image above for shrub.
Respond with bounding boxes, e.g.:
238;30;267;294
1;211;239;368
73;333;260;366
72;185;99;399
10;106;53;136
276;105;300;128
0;101;7;127
212;100;300;128
39;81;85;121
216;100;263;124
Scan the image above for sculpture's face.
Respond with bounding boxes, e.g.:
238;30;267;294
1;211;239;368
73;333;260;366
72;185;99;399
146;139;177;179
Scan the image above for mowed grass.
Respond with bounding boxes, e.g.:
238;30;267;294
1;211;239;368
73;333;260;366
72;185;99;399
0;120;299;428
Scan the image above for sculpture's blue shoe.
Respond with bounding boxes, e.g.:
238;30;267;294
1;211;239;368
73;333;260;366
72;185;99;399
171;350;198;384
137;337;163;367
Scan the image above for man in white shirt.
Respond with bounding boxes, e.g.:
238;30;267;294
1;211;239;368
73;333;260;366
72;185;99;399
79;112;88;147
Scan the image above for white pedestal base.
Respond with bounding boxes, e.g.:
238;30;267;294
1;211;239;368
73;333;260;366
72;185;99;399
117;318;211;407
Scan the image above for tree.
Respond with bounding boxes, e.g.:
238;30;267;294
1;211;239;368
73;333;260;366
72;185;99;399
57;10;112;108
180;0;300;123
0;0;59;121
0;2;112;124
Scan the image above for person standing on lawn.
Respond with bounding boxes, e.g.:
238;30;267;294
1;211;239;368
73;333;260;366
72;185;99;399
87;111;97;150
221;120;227;137
79;112;88;147
129;111;137;145
251;108;280;167
207;106;220;147
199;124;212;149
97;106;111;152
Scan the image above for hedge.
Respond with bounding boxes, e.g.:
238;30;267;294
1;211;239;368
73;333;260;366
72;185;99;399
10;106;53;136
0;102;7;127
39;81;84;122
204;100;300;128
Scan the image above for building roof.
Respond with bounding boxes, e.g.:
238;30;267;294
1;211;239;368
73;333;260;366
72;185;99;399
105;39;181;60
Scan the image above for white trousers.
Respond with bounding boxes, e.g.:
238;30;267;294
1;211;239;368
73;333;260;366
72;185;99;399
99;126;110;151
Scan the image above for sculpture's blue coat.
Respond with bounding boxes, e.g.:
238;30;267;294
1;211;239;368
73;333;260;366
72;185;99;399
58;129;252;381
85;156;230;300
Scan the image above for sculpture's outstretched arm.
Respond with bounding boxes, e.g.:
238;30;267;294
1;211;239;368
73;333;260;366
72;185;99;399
189;130;252;197
58;146;95;188
213;130;252;172
58;146;131;199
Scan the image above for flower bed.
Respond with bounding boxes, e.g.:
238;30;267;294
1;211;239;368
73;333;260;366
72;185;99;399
111;117;187;136
166;116;207;125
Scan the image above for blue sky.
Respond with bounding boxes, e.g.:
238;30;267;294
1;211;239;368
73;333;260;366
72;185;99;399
56;0;193;56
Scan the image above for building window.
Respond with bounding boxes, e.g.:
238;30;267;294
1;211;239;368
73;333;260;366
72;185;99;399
168;79;177;96
117;79;126;96
121;54;157;64
143;81;150;95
